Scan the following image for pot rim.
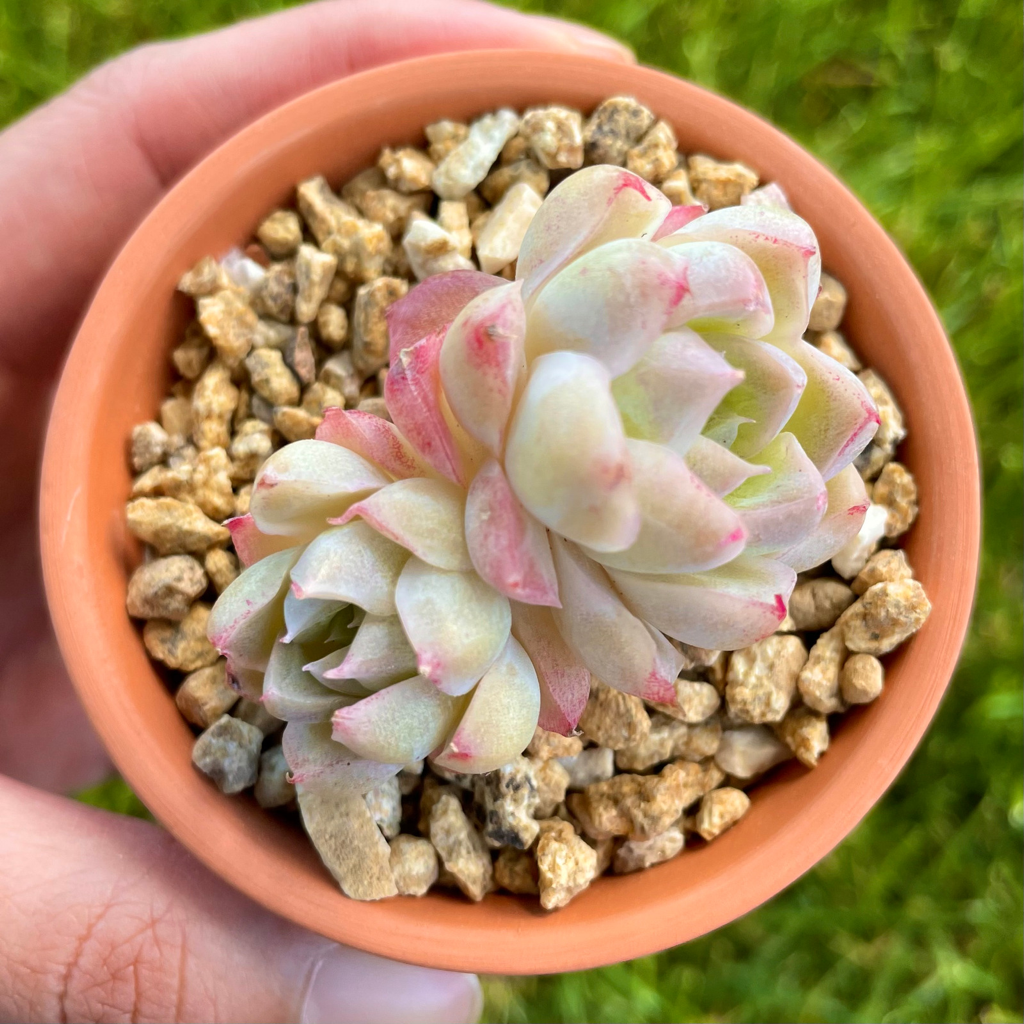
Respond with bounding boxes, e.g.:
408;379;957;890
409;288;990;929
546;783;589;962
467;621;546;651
39;49;980;974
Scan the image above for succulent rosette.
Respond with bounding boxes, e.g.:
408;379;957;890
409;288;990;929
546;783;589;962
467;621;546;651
208;165;879;795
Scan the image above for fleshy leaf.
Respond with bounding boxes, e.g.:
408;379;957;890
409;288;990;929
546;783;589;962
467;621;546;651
262;639;356;722
611;328;743;455
549;535;682;703
332;675;467;763
322;613;419;691
394;558;512;696
516;165;671;302
207;548;299;672
227;514;305;568
666;205;820;341
741;183;792;211
289;522;409;615
282;720;401;793
431;636;541;773
584;439;747;574
771;338;880;479
703;333;806;458
334;477;471;571
282;591;346;644
511;602;590;735
524;238;690;376
386;268;502;362
250;440;390;536
505;351;639;553
226;664;265;702
608;555;796;650
315;409;434;480
303;648;372;696
724;432;827;554
439;281;527;456
779;464;870;572
652;204;706;240
684;436;770;497
465;459;560;607
384;328;466;485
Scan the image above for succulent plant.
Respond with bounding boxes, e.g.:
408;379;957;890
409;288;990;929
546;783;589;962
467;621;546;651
208;165;878;794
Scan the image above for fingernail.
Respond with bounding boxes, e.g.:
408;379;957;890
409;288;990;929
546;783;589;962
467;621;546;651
530;15;637;63
301;945;483;1024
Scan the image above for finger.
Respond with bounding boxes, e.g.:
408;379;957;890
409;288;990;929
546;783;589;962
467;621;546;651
0;775;483;1024
0;0;632;373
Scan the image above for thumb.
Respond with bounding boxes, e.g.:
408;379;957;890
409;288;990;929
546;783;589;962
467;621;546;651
0;776;482;1024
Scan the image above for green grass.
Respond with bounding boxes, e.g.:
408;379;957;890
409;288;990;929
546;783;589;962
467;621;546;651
3;0;1020;1020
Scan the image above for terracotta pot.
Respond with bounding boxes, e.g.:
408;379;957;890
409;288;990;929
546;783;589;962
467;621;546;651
39;50;980;975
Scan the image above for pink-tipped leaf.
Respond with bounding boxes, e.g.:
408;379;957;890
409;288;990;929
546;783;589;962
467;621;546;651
315;409;434;481
684;436;770;497
322;613;418;691
227;514;306;568
262;639;356;722
282;720;402;793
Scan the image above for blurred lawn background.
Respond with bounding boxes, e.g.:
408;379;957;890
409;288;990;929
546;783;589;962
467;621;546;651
2;0;1020;1020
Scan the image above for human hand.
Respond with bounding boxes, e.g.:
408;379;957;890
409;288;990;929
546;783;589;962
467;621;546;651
0;4;632;1020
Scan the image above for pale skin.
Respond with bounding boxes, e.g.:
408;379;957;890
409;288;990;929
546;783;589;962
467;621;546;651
0;4;632;1021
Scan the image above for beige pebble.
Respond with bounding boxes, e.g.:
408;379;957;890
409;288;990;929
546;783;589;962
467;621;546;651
402;216;475;280
316;302;349;350
838;580;931;655
228;419;274;482
579;680;650;750
474;757;540;849
714;725;793;780
297;784;398;900
832;503;888;579
615;714;722;772
233;698;283;737
527;726;584;760
425;119;469;163
204;547;239;594
144;602;218;671
379;146;435;194
302;381;344;420
687;154;759;209
840;653;885;704
428;791;495;901
365;775;402;839
649;678;721;723
175;660;238;728
191;447;236;522
192;714;262;794
532;757;571;819
858;369;906;455
660;166;697;206
127;554;207;620
613;827;684;874
852;548;913;596
130;421;171;472
197;289;257;369
160;395;193;441
788;578;857;631
494;846;539;895
284;327;316;386
191;361;239;450
340;166;387;206
234;485;252;517
475;182;543;274
873;462;918;538
131;463;193;501
568;762;704;841
322;213;392;284
293;244;338;324
257;209;303;258
397;760;424;795
417;775;459;835
775;707;830;768
172;325;212;381
432;108;520;200
127;497;229;555
480;157;549;206
583;96;655;166
252;260;296;323
296;176;357;245
359;187;432;238
254;745;296;808
389;834;439;896
855;442;891;482
500;135;530;165
536;819;598;909
519;106;584;169
352;277;409;375
813;330;862;372
808;272;848;332
696;787;750;841
559;746;616;790
797;627;848;714
319;351;363;407
437;200;473;259
178;255;228;297
246;347;300;406
356;396;390;420
725;635;807;724
252;318;294;352
625;120;678;183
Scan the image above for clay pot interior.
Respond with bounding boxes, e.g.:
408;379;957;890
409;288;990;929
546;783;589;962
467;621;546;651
39;51;980;975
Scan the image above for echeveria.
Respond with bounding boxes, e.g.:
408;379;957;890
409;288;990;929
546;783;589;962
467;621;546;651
208;165;877;790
